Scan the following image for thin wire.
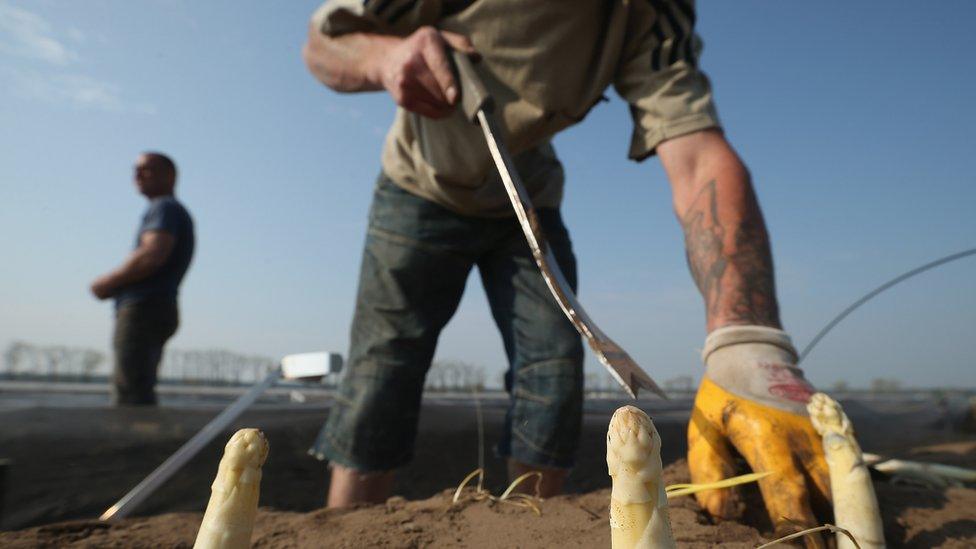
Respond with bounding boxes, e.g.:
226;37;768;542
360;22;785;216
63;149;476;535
799;247;976;363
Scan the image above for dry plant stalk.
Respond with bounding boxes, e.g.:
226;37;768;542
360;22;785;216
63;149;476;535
451;389;544;515
756;523;861;549
665;471;770;498
193;429;269;549
607;405;676;549
808;393;884;549
451;467;543;515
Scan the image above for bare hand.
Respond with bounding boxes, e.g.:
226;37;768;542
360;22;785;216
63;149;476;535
90;277;114;300
375;27;476;119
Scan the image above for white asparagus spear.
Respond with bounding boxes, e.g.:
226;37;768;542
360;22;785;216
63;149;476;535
607;405;676;549
807;393;885;549
194;428;269;549
861;453;976;487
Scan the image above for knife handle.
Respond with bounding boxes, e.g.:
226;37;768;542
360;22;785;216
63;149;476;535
450;49;494;122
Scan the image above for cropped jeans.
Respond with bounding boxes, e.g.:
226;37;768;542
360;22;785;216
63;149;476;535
312;174;583;471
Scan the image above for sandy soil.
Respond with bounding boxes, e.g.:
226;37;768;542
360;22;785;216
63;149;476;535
1;395;974;547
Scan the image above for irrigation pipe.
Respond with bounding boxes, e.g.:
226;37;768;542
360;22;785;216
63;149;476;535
798;247;976;363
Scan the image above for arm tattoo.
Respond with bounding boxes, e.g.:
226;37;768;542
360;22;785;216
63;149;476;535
680;180;727;314
680;179;781;328
728;219;780;327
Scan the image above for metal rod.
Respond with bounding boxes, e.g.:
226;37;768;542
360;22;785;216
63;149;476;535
799;247;976;362
99;366;282;521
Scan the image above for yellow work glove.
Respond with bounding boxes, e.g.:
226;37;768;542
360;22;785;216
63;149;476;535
687;326;830;544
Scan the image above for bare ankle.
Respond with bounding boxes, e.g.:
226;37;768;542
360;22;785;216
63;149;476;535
327;465;395;508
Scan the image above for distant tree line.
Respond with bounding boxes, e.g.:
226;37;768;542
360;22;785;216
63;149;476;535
831;377;904;393
584;371;696;397
424;365;698;395
160;349;277;384
3;341;104;380
424;360;486;392
1;341;276;384
0;341;934;395
585;370;625;396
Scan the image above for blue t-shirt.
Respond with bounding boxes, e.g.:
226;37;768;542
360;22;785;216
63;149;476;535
114;196;195;306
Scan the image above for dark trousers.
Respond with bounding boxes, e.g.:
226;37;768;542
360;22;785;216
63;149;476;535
112;299;179;405
312;175;584;471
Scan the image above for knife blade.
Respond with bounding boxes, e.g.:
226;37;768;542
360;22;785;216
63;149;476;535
450;51;666;399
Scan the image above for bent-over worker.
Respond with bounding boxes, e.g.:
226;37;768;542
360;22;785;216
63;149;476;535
302;1;829;541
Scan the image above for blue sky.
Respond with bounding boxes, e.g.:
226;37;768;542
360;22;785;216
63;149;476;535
1;1;974;388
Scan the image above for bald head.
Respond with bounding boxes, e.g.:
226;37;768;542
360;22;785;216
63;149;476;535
134;152;178;198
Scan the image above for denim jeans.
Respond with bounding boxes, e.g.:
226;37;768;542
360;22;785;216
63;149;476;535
311;174;584;471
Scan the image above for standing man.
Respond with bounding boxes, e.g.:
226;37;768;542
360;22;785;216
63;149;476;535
303;1;830;539
91;152;195;406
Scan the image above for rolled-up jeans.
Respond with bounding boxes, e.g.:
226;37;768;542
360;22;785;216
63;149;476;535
112;298;179;405
312;174;584;471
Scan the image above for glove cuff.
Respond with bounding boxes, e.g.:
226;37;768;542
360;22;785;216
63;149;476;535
702;325;798;365
701;325;811;414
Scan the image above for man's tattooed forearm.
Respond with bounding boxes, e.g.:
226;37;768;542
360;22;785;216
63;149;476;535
728;219;780;327
680;180;727;315
680;179;781;328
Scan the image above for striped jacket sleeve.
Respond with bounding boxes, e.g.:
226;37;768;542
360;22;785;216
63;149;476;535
614;0;721;161
311;0;442;37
